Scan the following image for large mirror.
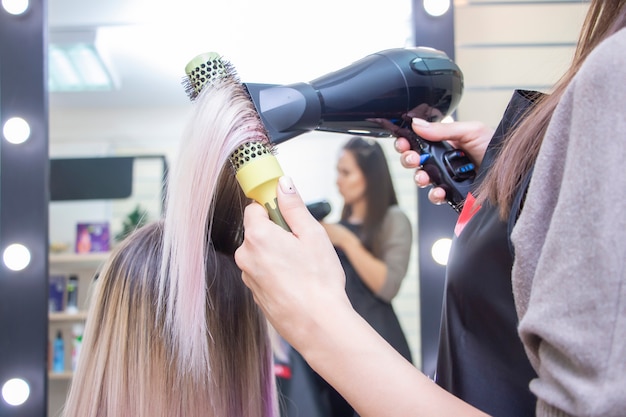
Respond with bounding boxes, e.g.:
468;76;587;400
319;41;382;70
46;1;419;415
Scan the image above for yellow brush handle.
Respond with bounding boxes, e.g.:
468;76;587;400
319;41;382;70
235;151;290;231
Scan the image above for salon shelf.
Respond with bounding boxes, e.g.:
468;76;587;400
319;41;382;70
49;311;88;322
48;371;73;381
49;252;110;269
48;254;102;396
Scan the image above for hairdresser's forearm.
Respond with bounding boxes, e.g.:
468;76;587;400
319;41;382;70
296;303;489;417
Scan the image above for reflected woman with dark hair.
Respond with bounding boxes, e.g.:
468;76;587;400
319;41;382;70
285;137;413;417
326;137;413;364
62;75;278;417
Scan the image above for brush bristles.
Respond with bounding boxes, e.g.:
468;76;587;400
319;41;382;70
182;52;275;164
183;52;240;100
229;141;274;171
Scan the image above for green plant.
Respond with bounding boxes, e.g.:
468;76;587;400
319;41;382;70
115;204;149;242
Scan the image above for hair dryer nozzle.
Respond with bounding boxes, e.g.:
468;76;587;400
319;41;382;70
244;82;322;144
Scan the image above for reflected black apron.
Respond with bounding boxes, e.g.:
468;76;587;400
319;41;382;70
281;221;413;417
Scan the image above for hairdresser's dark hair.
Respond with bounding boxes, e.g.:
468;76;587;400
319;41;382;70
340;136;398;255
476;0;626;220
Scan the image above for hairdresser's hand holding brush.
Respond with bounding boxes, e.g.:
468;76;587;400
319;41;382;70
395;118;494;206
236;176;349;346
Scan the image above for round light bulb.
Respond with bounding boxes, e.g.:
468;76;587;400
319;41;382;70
3;117;31;144
1;0;29;15
431;237;452;266
423;0;450;17
3;243;31;271
2;378;30;406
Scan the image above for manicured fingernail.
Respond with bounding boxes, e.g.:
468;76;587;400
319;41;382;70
405;153;417;165
412;118;430;128
278;176;296;194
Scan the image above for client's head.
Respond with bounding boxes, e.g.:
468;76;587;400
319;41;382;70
63;76;277;417
64;179;273;416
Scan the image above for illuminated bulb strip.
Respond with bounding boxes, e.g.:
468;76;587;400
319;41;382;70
2;378;30;406
3;244;31;271
3;117;31;144
1;0;29;15
431;238;452;266
423;0;450;17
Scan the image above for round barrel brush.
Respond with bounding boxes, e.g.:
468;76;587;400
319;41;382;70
184;52;290;231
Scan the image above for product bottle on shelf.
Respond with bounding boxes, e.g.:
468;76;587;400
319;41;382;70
71;324;84;372
52;330;65;373
48;274;66;312
66;275;79;313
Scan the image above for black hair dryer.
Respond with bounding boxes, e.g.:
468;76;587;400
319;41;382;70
244;47;474;212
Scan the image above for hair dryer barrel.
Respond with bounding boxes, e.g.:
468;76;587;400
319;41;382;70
243;47;463;144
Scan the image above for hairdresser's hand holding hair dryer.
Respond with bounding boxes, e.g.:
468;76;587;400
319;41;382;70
397;118;493;204
236;2;626;416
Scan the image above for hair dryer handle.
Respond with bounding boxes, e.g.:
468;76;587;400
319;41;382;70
406;133;476;213
306;200;332;221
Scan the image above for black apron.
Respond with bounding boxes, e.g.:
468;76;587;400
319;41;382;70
436;90;543;417
339;221;413;363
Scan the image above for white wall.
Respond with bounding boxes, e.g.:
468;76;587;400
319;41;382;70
455;0;589;126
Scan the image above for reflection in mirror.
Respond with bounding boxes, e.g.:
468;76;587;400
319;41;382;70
45;0;416;415
48;156;166;255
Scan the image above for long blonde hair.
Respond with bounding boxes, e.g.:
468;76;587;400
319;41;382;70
63;77;277;417
476;0;626;219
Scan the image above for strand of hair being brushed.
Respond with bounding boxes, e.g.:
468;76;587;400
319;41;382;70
157;79;268;379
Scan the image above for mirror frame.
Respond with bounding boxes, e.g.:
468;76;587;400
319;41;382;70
0;0;49;415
